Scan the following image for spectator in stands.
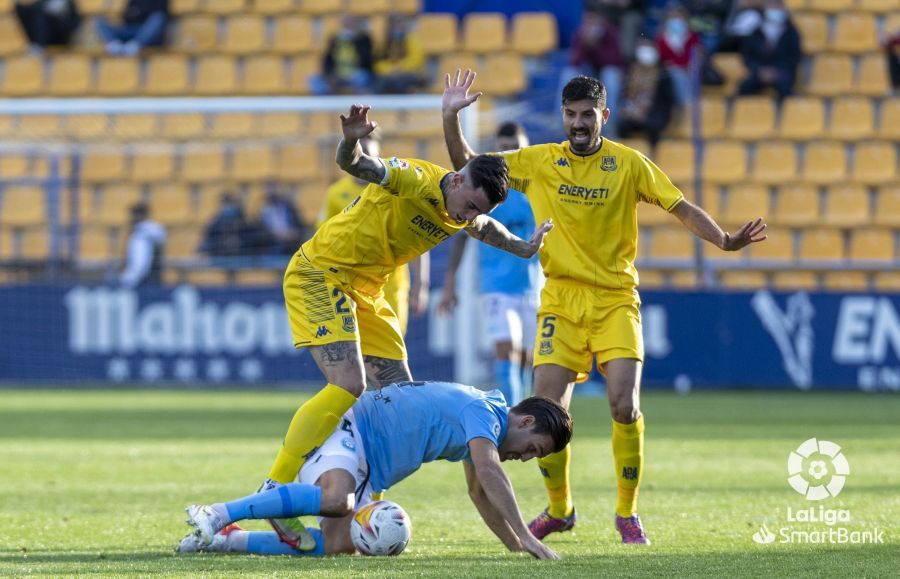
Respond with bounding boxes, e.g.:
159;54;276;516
618;38;677;146
736;0;801;102
14;0;81;51
310;15;374;95
717;0;763;53
96;0;168;57
199;193;268;258
120;203;166;288
585;0;645;59
374;14;426;94
886;29;900;92
656;4;702;106
560;11;624;136
259;188;305;256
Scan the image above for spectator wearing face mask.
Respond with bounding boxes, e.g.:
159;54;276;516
310;15;374;95
618;39;677;146
736;0;801;101
656;5;702;106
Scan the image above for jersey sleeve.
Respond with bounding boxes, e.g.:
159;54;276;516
381;157;444;198
460;399;506;449
494;146;540;197
634;152;684;212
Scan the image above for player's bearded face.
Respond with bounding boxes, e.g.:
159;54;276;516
562;100;607;154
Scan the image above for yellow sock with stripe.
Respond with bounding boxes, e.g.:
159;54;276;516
537;444;573;519
612;414;645;518
267;384;359;484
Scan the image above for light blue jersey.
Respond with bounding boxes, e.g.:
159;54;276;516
478;190;540;295
353;382;509;492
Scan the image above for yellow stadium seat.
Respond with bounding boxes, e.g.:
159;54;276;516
749;230;794;263
698;96;727;138
849;229;893;262
793;11;827;53
205;0;246;14
481;53;526;96
277;143;320;181
874;272;900;291
235;268;281;285
167;227;201;259
0;15;27;56
637;269;664;288
807;0;853;11
288;55;319;94
703;141;747;184
97;58;140;96
774;184;820;226
210;112;254;138
11;227;51;260
0;154;32;179
778;97;825;140
272;16;314;53
149;184;193;225
222;15;266;54
852;142;896;185
230;146;274;181
831;12;878;54
712;53;748;94
193;55;237;95
78;226;116;260
17;114;62;138
81;148;126;183
461;12;507;53
432;53;480;91
131;145;175;183
823;184;870;227
418;13;458;55
145;55;189;96
724;184;770;227
1;186;45;226
397;110;443;138
799;229;845;261
856;0;895;10
856;54;889;96
254;0;296;14
823;271;868;291
719;270;767;289
648;227;693;261
391;0;420;14
808;54;853;96
241;55;287;94
772;271;818;290
2;56;43;96
300;0;341;15
752;141;798;184
91;183;142;225
48;55;91;96
423;137;452;170
304;111;335;136
511;12;558;56
874;186;900;227
181;146;226;182
175;16;218;53
619;138;651;156
670;270;700;289
111;114;157;139
0;114;12;137
347;0;389;14
655;140;694;183
800;141;847;184
259;112;302;137
693;184;722;220
161;113;207;139
184;268;229;285
827;97;874;140
170;0;202;15
730;97;775;140
197;187;223;222
637;201;672;226
879;99;900;141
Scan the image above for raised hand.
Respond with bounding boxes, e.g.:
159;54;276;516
723;217;767;251
443;68;483;115
525;219;554;257
339;104;378;142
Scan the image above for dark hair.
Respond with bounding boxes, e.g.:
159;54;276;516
130;202;149;220
496;121;526;139
466;154;509;205
562;75;607;108
511;397;573;453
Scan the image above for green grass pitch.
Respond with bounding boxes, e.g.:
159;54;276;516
1;389;897;577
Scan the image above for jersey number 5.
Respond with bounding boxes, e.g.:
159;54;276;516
541;316;556;338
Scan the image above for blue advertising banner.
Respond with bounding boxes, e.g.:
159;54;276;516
0;285;898;391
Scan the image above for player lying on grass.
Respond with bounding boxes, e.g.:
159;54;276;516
178;381;572;560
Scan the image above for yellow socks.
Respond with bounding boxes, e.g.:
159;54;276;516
612;414;645;518
537;444;573;519
267;384;359;483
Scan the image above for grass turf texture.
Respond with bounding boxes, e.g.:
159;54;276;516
0;390;897;577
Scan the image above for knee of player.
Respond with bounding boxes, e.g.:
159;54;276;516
610;400;639;423
320;491;355;518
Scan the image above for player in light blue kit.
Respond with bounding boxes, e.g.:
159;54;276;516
439;122;541;406
178;382;571;560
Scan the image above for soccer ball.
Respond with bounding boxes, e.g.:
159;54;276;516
350;500;412;556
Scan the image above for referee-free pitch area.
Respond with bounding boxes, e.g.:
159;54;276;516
1;388;897;577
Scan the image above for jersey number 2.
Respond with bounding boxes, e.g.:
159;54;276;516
332;288;350;314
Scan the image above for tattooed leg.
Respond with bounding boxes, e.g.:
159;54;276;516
309;341;367;396
363;356;412;388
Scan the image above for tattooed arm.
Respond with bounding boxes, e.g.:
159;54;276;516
465;215;554;259
335;104;387;185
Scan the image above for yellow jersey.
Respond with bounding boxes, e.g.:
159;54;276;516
302;157;464;296
496;139;683;291
318;175;365;227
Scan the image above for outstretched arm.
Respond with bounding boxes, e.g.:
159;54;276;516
463;460;521;551
671;199;767;251
442;69;482;171
335;104;386;184
466;215;553;259
408;253;430;318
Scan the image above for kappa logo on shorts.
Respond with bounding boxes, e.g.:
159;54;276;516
342;315;356;333
539;339;554;355
601;155;618;172
315;325;331;338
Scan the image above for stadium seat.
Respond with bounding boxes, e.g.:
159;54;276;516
64;113;107;140
823;271;868;291
879;99;900;141
145;55;189;96
272;16;314;53
510;12;558;56
723;184;770;227
831;12;878;54
856;0;895;10
874;272;900;291
97;58;140;96
851;142;896;185
619;138;651;155
710;53;746;93
0;154;32;179
793;11;828;53
1;186;45;226
222;15;266;54
849;229;894;262
647;227;694;262
391;0;421;14
194;55;238;95
149;184;193;225
181;146;226;182
822;184;870;227
417;14;458;55
170;0;202;15
481;53;526;96
698;96;727;138
81;148;127;183
78;226;117;260
205;0;246;14
461;12;507;53
16;227;51;260
806;0;853;11
241;55;287;94
655;141;694;183
1;56;43;96
827;97;874;140
304;111;337;136
778;97;825;140
197;186;224;222
773;184;820;226
637;201;672;226
799;229;845;261
288;55;318;94
637;269;664;288
432;53;480;91
277;143;320;181
670;270;700;289
719;270;767;289
160;113;206;139
752;141;798;184
254;0;296;14
692;184;722;220
230;145;274;181
175;16;218;53
730;97;775;140
210;112;254;138
800;141;847;184
300;0;342;15
772;271;818;290
111;114;158;139
703;141;747;183
235;268;281;285
47;55;91;96
18;114;62;138
748;230;794;262
0;15;27;56
423;137;452;170
808;54;853;96
183;268;228;285
856;54;889;96
874;186;900;227
347;0;389;14
258;112;302;137
131;145;175;183
90;183;142;225
166;227;201;259
398;110;443;138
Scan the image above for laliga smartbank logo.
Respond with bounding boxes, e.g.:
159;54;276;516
751;438;885;545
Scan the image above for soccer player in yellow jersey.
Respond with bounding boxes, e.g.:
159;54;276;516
442;70;767;544
317;133;429;336
263;103;554;547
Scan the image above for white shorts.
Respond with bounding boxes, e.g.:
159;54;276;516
482;292;538;349
297;409;375;513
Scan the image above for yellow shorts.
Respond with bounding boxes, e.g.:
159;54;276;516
283;252;407;361
383;264;410;336
534;280;643;382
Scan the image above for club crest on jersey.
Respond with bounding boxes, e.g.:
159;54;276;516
555;157;570;167
388;157;409;170
539;339;554;355
342;315;356;333
601;155;618;172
